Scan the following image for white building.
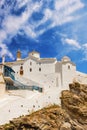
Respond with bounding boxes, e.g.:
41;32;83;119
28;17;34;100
0;50;87;125
3;50;76;89
0;50;87;94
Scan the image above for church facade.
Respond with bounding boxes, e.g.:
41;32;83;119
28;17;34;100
4;50;76;90
0;50;87;93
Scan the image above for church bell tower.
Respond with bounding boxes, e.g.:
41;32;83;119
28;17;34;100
17;50;21;61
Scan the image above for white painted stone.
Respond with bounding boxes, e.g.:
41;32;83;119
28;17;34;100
2;51;87;91
0;51;87;125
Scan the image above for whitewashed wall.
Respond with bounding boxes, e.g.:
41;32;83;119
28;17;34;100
0;74;6;96
12;63;22;80
10;56;78;90
75;71;87;84
61;62;76;89
23;58;57;88
23;58;56;77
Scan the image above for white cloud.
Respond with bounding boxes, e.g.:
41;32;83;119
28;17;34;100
16;0;29;9
0;0;85;59
34;0;85;36
55;0;84;12
4;0;42;34
0;0;5;6
43;9;52;21
64;38;81;49
0;30;7;42
53;0;84;26
0;43;14;59
61;39;87;61
82;43;87;48
81;43;87;61
0;0;43;58
2;7;30;34
0;0;85;40
23;24;36;38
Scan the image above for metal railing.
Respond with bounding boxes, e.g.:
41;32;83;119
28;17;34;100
4;66;15;80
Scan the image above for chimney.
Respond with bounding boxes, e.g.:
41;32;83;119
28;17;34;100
17;50;21;61
2;55;5;64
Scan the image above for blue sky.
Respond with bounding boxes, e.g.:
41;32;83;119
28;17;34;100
0;0;87;73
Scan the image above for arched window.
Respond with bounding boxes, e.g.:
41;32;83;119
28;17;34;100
30;68;32;72
20;66;23;75
68;65;70;69
20;66;23;70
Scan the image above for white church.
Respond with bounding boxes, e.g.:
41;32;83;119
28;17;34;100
0;50;87;125
0;50;87;96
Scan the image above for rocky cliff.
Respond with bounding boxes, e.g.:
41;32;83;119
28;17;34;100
0;82;87;130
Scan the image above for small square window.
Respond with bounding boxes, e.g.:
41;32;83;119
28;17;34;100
20;70;23;75
39;68;41;71
20;66;23;70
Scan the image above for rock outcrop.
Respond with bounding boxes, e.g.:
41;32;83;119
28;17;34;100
0;82;87;130
61;83;87;123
